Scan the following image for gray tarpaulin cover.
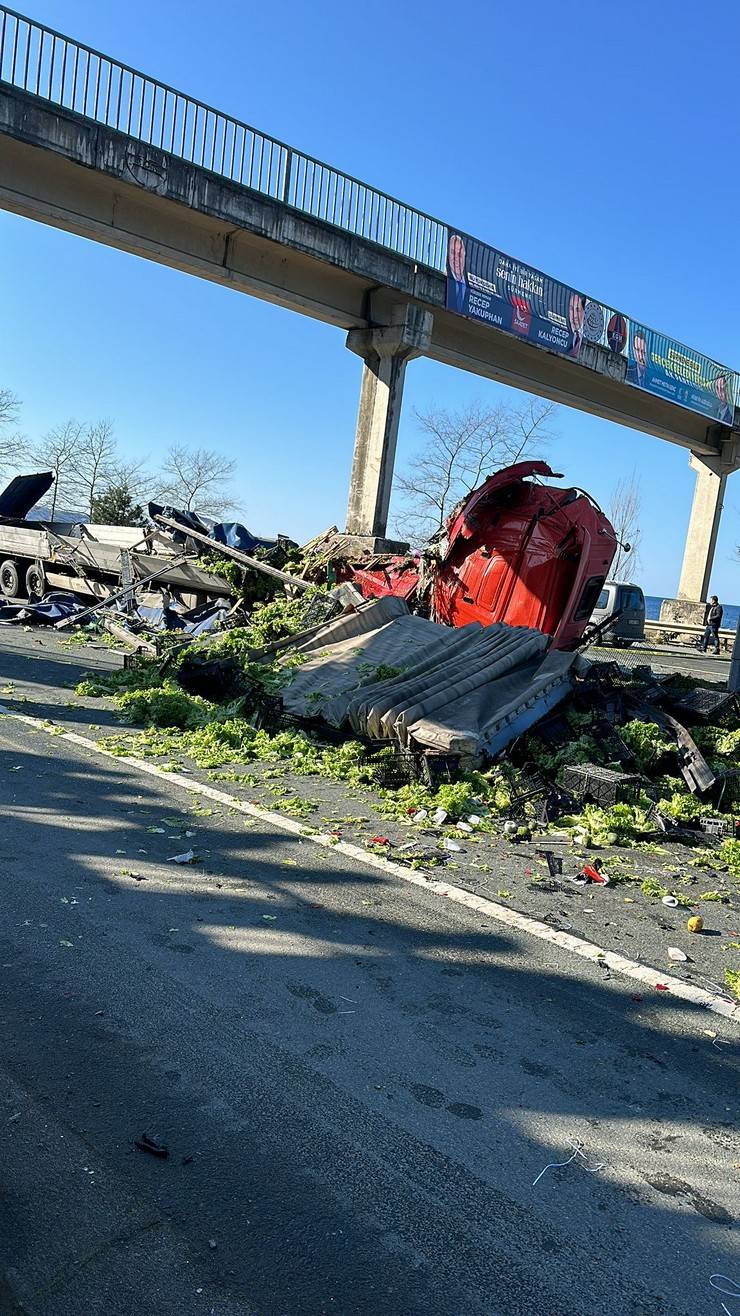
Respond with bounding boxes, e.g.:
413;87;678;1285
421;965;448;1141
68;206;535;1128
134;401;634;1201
281;598;577;757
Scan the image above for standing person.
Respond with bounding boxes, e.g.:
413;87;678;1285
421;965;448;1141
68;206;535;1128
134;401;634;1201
701;595;723;653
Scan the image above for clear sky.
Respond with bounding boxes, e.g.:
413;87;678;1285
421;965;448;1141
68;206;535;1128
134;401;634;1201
2;0;739;599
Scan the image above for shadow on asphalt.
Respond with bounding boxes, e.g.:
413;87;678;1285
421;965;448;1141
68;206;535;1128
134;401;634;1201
0;723;737;1316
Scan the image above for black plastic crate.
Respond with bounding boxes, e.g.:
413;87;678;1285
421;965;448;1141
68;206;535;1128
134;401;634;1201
419;753;460;789
670;688;738;725
366;743;419;788
562;763;644;807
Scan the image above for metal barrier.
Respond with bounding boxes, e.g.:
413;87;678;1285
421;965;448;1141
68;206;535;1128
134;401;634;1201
644;619;735;651
0;5;448;271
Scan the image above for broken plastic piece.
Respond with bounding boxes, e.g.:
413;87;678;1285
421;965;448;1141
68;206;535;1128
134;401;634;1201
168;849;196;864
582;862;610;885
536;850;563;877
667;947;688;962
134;1133;169;1158
661;895;679;907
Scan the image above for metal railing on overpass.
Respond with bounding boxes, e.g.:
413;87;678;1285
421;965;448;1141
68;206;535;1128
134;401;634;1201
0;5;448;272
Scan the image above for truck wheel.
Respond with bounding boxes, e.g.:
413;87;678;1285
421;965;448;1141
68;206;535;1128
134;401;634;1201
25;563;45;598
0;559;19;597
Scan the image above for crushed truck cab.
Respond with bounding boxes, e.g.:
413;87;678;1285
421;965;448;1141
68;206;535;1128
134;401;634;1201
351;462;617;650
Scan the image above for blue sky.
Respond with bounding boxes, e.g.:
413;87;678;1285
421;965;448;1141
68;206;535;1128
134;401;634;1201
2;0;739;599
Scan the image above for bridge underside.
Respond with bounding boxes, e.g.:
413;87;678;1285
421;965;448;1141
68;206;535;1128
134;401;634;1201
0;84;737;592
0;86;729;460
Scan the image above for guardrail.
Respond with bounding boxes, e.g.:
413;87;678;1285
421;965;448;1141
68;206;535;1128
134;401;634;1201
644;619;735;651
0;5;448;271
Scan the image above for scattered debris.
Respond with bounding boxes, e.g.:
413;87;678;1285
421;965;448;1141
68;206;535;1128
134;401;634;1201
667;947;688;962
134;1133;169;1158
532;1142;606;1189
582;861;610;885
168;849;197;865
687;916;704;934
709;1275;740;1302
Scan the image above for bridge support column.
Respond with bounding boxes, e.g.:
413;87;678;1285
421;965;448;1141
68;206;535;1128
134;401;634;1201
677;453;727;601
345;304;433;538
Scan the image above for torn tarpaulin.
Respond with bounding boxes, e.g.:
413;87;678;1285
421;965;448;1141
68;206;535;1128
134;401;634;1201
148;503;292;557
0;471;54;519
279;598;579;759
0;592;86;625
134;600;230;635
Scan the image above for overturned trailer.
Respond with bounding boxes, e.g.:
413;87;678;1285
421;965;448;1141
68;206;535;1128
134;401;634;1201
0;473;232;608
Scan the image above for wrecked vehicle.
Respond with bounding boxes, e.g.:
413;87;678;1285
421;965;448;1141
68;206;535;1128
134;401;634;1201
349;461;618;650
0;472;232;612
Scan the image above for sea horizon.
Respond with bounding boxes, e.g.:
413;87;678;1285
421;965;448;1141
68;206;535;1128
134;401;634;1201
645;594;739;631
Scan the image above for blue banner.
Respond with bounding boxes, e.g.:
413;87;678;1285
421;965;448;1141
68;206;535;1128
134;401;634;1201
625;323;735;425
445;231;626;362
446;230;736;426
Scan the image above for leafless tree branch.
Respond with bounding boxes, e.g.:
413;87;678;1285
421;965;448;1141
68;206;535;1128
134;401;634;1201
156;444;238;517
0;390;28;478
608;471;642;582
391;397;556;541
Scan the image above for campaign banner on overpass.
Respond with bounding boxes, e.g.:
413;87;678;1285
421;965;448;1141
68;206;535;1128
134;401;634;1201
625;323;736;426
446;230;737;427
445;231;628;363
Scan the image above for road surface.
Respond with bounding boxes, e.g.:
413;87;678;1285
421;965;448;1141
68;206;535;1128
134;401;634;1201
0;654;738;1315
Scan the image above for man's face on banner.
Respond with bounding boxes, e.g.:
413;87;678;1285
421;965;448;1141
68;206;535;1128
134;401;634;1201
448;234;466;282
633;334;647;371
715;374;728;404
568;292;585;335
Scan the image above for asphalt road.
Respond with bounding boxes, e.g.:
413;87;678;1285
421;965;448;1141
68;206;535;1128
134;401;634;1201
0;635;738;1314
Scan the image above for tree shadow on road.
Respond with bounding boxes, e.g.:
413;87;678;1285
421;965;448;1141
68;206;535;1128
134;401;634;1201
0;728;738;1316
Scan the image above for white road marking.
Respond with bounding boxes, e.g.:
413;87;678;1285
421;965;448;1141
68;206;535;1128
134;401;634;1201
2;704;738;1025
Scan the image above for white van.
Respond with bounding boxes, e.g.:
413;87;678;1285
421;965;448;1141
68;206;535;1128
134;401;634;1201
588;581;645;646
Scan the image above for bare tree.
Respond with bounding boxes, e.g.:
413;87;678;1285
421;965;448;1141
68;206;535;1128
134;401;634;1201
608;472;642;582
68;419;119;519
28;420;85;520
156;443;238;517
0;390;27;478
110;456;151;508
392;398;556;541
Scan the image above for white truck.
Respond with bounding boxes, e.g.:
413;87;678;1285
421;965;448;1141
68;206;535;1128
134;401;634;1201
0;473;232;608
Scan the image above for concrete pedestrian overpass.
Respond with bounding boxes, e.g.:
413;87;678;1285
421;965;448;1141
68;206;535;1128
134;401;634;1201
0;5;737;603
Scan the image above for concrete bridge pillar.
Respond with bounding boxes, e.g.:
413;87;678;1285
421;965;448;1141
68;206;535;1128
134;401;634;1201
345;303;433;539
677;452;728;601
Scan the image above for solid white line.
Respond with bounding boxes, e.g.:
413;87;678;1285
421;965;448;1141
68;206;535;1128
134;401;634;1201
2;704;738;1025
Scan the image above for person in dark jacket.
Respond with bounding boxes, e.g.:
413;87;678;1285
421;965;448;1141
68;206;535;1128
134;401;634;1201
701;595;723;653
